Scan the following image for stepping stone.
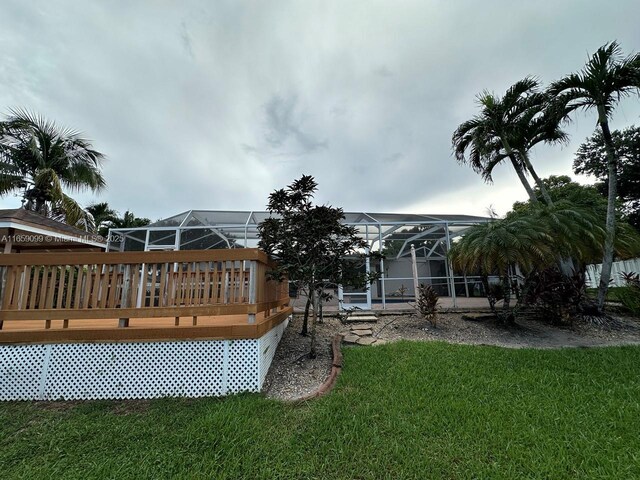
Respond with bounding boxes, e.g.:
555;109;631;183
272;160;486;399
351;324;374;331
343;335;360;344
344;314;378;323
373;339;388;346
356;337;377;346
351;329;372;336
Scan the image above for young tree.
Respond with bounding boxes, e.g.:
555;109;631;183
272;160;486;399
549;41;640;313
258;175;378;357
0;109;106;230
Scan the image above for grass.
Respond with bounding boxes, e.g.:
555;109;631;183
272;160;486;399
2;341;640;479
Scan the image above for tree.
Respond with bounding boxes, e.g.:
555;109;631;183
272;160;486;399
86;202;118;237
549;41;640;313
108;210;151;229
452;77;565;205
0;109;106;230
574;125;640;231
449;214;556;320
258;175;378;357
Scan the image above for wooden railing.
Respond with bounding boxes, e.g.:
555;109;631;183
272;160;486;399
0;249;289;340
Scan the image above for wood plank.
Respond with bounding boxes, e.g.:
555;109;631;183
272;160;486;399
28;267;41;310
65;266;76;309
195;263;202;305
158;263;168;307
98;267;110;308
0;303;253;321
0;248;269;267
2;266;17;310
166;265;175;307
0;306;292;344
148;263;158;307
221;261;227;304
38;267;49;311
130;264;141;308
81;266;91;308
45;267;57;309
202;262;211;305
229;261;236;304
56;266;66;309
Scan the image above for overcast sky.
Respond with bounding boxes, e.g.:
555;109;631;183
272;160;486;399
1;0;639;221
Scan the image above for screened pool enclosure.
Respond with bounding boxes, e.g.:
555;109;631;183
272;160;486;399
108;210;490;309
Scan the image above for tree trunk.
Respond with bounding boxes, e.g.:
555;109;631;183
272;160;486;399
309;289;318;358
520;152;554;206
520;149;577;276
596;110;618;314
501;138;538;203
300;296;311;336
481;275;496;314
502;274;511;313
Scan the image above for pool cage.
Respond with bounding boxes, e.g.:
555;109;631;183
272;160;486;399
108;210;490;309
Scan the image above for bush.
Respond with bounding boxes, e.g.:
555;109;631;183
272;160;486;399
416;283;439;326
614;286;640;316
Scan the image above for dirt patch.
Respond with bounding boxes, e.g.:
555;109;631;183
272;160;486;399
264;312;640;400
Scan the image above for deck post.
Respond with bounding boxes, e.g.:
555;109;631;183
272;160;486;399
248;260;256;324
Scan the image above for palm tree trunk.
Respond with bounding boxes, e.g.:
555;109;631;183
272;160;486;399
520;152;554;206
595;109;618;313
501;139;538;203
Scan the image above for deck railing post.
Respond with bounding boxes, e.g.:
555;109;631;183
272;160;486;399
248;260;257;324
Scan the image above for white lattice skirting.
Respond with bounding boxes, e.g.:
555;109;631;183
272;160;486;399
0;318;288;401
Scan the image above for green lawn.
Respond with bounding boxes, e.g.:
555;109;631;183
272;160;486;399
2;341;640;479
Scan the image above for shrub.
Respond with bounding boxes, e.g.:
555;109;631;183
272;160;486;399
416;283;439;326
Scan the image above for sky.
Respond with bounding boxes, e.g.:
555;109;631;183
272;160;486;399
1;0;639;222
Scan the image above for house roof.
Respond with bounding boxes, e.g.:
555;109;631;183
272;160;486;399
0;208;106;251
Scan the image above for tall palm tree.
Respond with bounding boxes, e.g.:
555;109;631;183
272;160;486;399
0;108;106;230
453;78;565;206
549;41;640;312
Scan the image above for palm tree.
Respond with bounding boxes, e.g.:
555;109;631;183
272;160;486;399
453;78;565;206
109;211;151;229
86;202;118;237
449;215;555;316
549;41;640;312
0;108;106;230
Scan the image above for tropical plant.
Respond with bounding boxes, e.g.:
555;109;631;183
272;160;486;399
548;41;640;313
449;215;555;321
0;108;106;230
452;77;566;205
415;283;439;326
258;175;379;357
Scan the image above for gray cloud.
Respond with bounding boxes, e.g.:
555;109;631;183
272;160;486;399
0;0;639;220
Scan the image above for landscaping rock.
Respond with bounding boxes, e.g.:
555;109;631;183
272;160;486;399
351;329;373;336
356;337;377;346
343;335;361;344
373;339;388;345
351;324;375;331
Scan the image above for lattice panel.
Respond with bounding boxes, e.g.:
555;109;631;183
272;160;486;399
44;341;227;400
227;340;259;394
258;317;289;388
0;344;48;400
0;320;290;401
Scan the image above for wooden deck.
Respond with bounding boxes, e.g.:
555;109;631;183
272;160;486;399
0;249;291;344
